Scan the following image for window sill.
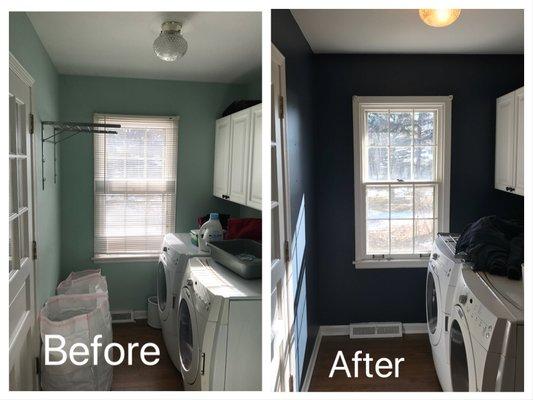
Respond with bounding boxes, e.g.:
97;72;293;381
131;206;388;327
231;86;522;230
353;258;429;269
92;254;159;264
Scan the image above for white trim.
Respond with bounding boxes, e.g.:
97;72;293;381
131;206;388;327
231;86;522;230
353;95;452;268
133;310;147;320
403;322;428;334
92;254;159;263
301;323;428;391
301;328;323;392
9;53;35;87
353;258;429;269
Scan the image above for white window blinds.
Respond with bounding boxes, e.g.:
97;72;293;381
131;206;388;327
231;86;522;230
94;114;177;258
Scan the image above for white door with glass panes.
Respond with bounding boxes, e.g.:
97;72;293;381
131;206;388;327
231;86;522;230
228;108;251;205
247;104;262;209
353;97;451;269
271;44;297;392
9;64;38;390
213;115;231;199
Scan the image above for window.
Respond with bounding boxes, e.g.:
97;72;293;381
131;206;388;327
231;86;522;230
94;114;178;260
353;97;451;268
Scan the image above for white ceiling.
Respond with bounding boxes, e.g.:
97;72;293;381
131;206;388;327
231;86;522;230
291;9;524;54
27;12;261;83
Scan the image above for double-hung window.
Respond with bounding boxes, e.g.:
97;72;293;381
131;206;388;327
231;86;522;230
353;97;451;268
93;114;178;260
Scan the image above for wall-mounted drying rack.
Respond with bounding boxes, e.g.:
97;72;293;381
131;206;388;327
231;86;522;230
40;121;121;190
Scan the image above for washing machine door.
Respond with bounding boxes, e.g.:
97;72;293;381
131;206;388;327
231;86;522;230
178;286;200;385
450;305;477;391
426;262;443;346
156;257;171;321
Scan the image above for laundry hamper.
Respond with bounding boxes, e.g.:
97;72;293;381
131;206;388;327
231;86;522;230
147;296;161;329
40;292;113;390
56;269;108;295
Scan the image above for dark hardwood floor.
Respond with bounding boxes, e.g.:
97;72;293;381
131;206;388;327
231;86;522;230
309;334;442;392
111;320;183;391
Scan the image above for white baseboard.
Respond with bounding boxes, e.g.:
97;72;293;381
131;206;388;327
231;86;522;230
133;310;147;320
301;327;323;392
300;322;428;392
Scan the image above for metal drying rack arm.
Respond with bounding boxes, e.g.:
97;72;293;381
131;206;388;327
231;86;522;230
40;121;121;190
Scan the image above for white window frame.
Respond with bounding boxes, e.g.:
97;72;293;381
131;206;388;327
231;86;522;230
353;96;452;269
92;113;178;262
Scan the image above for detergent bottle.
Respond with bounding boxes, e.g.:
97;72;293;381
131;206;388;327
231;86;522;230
198;213;223;251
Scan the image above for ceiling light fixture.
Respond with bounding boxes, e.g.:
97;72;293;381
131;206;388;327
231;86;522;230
419;9;461;28
153;21;188;62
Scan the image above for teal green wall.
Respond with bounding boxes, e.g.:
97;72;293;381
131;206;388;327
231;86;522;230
58;75;258;310
9;12;61;308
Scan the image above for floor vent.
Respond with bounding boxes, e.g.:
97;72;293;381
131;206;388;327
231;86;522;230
111;310;135;324
349;322;403;339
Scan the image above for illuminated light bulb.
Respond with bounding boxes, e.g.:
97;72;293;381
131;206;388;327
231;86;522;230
419;9;461;28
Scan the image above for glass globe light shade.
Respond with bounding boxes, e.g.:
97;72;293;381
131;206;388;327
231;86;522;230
153;21;188;62
419;9;461;28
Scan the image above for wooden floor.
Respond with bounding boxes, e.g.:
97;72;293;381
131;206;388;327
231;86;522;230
309;334;442;392
111;320;183;391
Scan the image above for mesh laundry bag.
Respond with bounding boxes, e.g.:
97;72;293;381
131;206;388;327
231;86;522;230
56;269;108;295
39;292;113;391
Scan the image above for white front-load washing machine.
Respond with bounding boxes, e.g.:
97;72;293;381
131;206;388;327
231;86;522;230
449;264;523;391
426;233;462;391
177;257;261;391
157;233;206;370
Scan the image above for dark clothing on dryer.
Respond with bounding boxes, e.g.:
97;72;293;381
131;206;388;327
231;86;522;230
455;216;523;280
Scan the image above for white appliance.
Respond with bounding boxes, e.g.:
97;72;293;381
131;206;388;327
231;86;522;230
426;233;462;391
177;257;261;390
449;264;523;391
157;233;206;369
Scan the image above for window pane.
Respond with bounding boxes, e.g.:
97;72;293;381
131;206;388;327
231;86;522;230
107;132;127;158
415;219;434;253
415;186;434;218
107;159;125;179
127;129;145;158
367;220;389;254
17;160;28;209
414;146;434;180
367;112;389;146
414;111;435;145
18;211;29;260
126;159;144;179
390;147;411;181
390;111;412;146
9;159;18;215
147;160;163;179
367;147;388;181
9;219;20;272
391;219;413;254
390;186;413;219
366;186;389;219
147;129;165;159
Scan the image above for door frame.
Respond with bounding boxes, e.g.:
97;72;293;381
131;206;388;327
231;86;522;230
271;43;296;392
9;53;40;389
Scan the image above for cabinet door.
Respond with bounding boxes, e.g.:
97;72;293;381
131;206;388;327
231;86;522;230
514;88;524;196
213;116;231;198
246;104;262;210
228;109;251;205
494;92;516;193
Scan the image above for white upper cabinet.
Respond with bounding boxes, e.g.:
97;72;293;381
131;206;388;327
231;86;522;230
213;104;262;210
514;87;524;196
247;104;262;210
213;116;232;199
495;87;523;196
228;108;251;205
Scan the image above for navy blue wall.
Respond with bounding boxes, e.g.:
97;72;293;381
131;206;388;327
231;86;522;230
271;9;318;388
314;54;524;325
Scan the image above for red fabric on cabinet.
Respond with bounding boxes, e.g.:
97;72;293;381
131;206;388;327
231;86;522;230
226;218;262;242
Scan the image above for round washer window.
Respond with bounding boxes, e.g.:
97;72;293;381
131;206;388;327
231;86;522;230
179;297;193;370
157;262;167;311
426;272;438;334
450;319;469;391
